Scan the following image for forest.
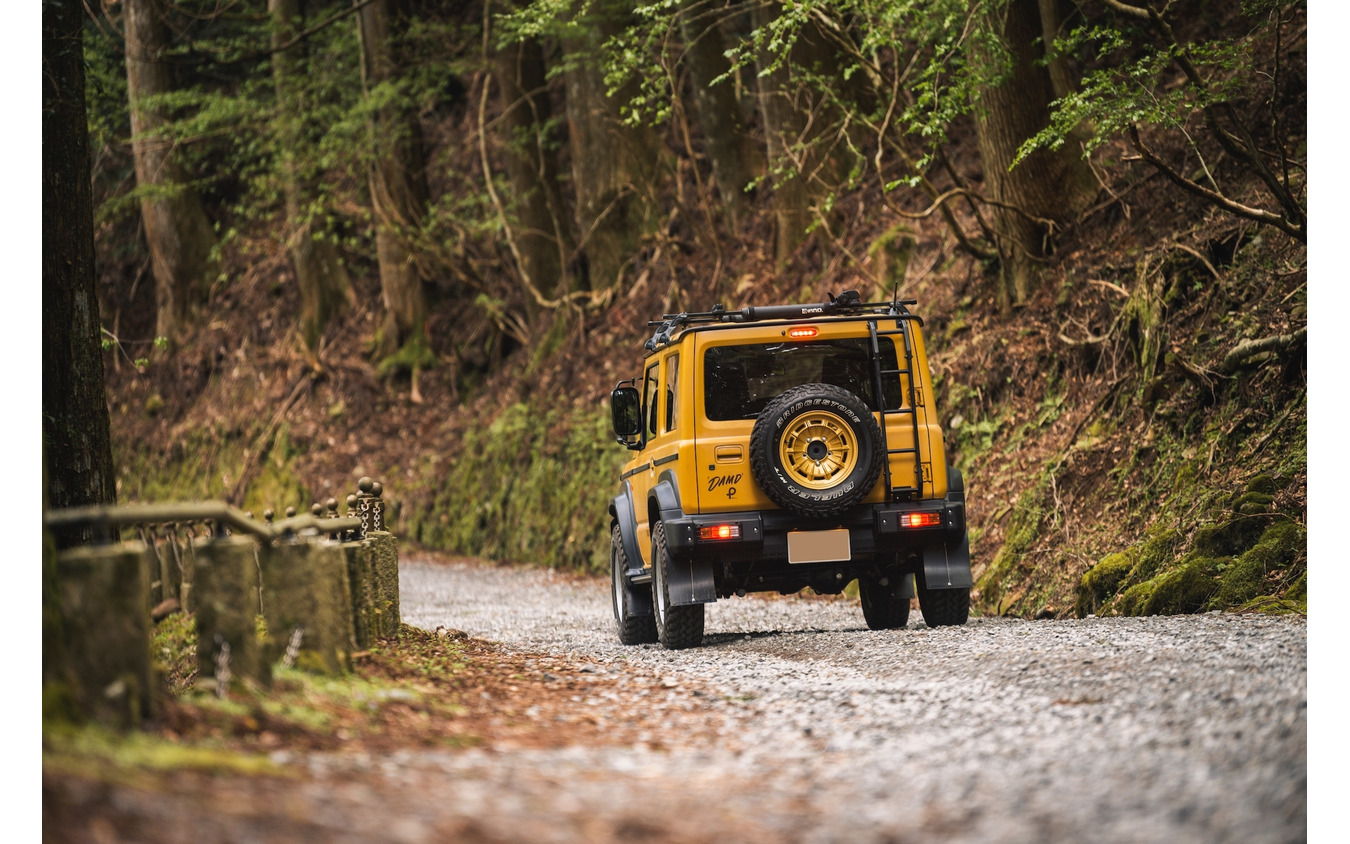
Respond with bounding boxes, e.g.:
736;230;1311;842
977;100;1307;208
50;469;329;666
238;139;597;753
44;0;1308;619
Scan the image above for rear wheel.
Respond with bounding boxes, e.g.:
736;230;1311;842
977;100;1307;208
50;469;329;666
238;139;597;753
859;574;911;630
651;521;705;650
916;569;970;627
611;525;657;645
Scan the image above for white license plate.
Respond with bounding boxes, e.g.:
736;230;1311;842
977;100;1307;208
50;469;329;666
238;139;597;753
787;529;851;564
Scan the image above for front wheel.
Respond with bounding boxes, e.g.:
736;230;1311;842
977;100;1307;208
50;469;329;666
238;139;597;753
611;525;657;645
651;521;705;650
859;574;911;630
916;568;970;628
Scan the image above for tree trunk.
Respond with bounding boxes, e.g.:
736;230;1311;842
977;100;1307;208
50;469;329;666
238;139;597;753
43;0;117;541
271;0;354;353
751;3;851;267
562;0;662;291
357;0;430;359
973;0;1096;309
124;0;218;347
493;28;573;304
681;3;761;230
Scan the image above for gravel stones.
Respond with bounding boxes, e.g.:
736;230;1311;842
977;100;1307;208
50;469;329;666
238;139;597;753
396;555;1307;843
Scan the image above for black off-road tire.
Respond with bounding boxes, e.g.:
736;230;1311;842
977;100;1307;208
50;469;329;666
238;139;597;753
651;521;705;650
859;575;910;630
916;568;970;628
611;525;657;645
749;383;884;519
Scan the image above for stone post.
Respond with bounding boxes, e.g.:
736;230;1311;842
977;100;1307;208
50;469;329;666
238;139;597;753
366;531;401;638
259;539;355;674
55;542;154;726
342;538;378;649
194;536;271;691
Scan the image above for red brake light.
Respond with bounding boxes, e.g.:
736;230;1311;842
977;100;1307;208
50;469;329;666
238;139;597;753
787;327;819;339
902;512;943;528
699;524;742;541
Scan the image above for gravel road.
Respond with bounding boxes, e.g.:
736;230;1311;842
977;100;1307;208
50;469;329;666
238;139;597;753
395;554;1307;844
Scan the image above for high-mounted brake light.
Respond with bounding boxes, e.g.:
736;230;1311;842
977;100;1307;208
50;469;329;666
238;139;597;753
902;512;943;528
699;524;742;541
787;326;819;339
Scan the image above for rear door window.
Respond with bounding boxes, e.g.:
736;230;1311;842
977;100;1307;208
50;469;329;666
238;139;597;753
703;338;903;421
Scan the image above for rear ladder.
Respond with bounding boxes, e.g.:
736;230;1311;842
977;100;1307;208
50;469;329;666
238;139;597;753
868;317;926;500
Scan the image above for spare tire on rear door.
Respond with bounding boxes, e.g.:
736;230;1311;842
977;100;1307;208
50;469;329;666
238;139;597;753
749;383;884;519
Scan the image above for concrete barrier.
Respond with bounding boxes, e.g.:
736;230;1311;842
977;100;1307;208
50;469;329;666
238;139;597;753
55;543;154;727
193;536;270;690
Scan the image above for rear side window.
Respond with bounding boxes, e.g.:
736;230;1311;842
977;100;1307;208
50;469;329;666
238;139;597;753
703;338;903;421
643;363;660;436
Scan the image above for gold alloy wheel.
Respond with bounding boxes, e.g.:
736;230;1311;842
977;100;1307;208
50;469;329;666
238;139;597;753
778;410;859;489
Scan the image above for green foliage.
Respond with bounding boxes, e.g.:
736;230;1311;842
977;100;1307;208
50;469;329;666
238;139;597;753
407;399;628;574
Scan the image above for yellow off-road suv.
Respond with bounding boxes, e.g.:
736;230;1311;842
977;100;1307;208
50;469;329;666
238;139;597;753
608;290;971;649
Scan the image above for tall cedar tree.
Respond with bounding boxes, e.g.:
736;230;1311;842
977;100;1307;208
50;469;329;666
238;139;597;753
271;0;355;353
493;22;573;306
973;0;1095;309
562;0;661;291
124;0;219;346
358;0;433;365
43;0;117;537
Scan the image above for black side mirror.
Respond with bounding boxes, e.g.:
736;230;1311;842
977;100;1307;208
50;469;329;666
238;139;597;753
611;385;642;447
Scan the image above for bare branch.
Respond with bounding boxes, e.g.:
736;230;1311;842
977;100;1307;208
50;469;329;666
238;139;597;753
1127;125;1304;242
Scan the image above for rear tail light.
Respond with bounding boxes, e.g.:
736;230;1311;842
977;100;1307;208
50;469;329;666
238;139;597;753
902;512;943;528
787;326;819;339
699;524;742;541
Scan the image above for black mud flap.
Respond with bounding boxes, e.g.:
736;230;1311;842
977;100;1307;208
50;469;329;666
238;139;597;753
666;554;717;607
921;532;973;590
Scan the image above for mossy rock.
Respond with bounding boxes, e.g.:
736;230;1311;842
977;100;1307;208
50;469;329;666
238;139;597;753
1115;579;1158;617
1129;528;1182;583
1075;551;1137;618
1211;520;1306;610
1232;492;1276;516
1285;570;1307;603
1193;516;1270;558
1245;474;1279;496
1139;555;1225;616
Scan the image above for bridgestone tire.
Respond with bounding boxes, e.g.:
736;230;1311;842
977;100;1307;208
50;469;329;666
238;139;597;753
651;521;705;650
749;384;884;520
916;568;970;628
859;575;910;630
611;525;657;645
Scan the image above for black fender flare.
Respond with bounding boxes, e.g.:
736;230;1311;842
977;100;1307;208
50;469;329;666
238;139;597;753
609;484;653;616
649;478;717;608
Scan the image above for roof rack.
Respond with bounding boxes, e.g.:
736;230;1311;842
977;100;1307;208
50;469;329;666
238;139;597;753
643;289;918;351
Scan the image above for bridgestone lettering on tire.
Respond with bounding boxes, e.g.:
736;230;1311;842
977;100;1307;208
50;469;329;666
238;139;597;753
750;384;884;519
611;525;657;645
651;521;705;650
916;568;970;627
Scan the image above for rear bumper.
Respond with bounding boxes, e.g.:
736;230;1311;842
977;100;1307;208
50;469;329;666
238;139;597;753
662;498;966;566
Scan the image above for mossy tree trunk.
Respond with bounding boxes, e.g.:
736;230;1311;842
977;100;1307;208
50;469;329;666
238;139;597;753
751;2;854;267
562;0;662;291
493;22;574;307
271;0;355;353
43;0;117;542
358;0;431;362
681;3;761;232
972;0;1096;311
124;0;219;348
